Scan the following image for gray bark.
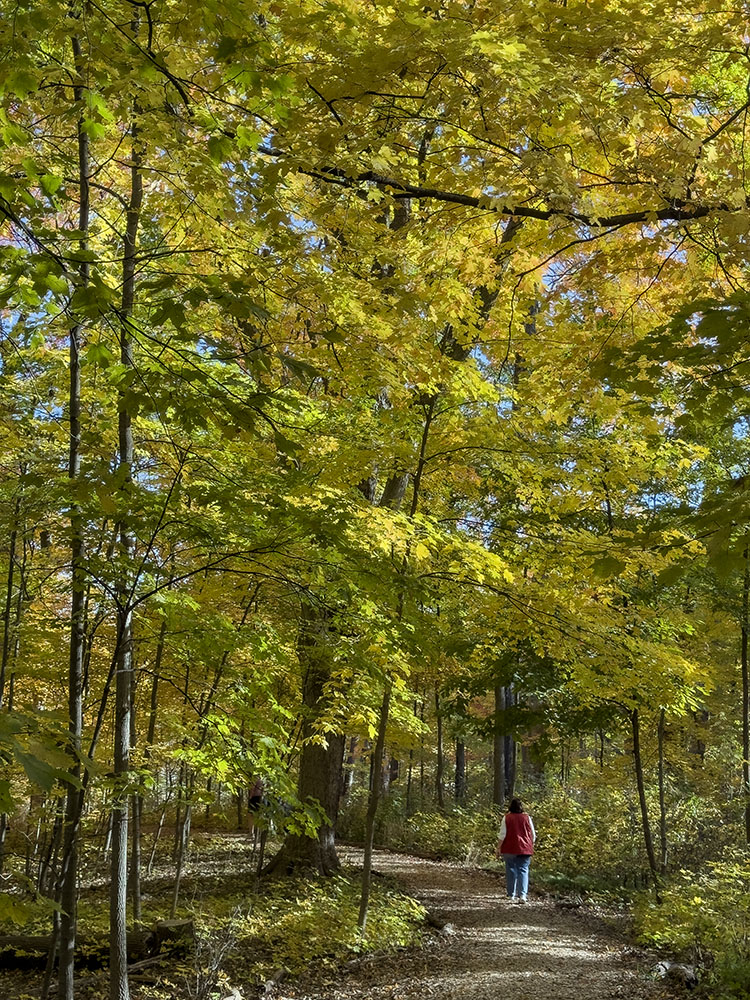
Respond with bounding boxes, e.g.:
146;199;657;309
493;685;506;807
111;89;143;1000
56;36;90;1000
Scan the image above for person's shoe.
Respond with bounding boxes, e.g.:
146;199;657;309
518;896;527;904
508;895;517;902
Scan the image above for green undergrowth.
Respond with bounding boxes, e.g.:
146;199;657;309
339;790;498;862
211;872;426;979
0;834;426;992
633;852;750;1000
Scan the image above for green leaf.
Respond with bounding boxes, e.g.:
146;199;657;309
81;119;106;141
274;430;302;455
657;564;685;588
592;555;626;578
0;778;13;813
6;69;37;98
86;341;115;368
40;174;63;197
15;750;57;791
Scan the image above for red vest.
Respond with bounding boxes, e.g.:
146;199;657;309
501;812;534;855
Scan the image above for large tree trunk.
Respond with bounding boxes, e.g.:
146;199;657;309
266;600;344;875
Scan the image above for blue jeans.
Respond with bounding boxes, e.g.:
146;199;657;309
503;853;531;898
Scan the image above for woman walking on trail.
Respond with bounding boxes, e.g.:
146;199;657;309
497;797;536;903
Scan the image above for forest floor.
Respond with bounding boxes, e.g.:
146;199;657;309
276;847;674;1000
0;839;676;1000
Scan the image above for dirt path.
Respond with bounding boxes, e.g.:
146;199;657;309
279;849;670;1000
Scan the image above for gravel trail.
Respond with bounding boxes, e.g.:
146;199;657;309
279;849;671;1000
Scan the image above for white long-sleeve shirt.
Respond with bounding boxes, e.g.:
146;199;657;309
499;814;536;845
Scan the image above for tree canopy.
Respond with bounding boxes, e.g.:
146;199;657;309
1;2;750;998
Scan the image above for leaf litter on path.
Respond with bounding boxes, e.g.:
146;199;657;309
272;848;674;1000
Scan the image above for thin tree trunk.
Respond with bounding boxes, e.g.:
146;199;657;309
56;37;90;998
743;547;750;844
129;661;142;926
631;709;660;893
454;740;466;803
342;736;358;799
357;681;392;934
170;798;192;918
359;396;433;932
419;694;425;808
110;614;132;1000
493;685;506;807
435;685;445;809
0;489;24;874
173;763;185;862
507;738;517;801
110;81;143;1000
657;708;668;874
147;803;167;876
505;687;516;800
0;491;20;708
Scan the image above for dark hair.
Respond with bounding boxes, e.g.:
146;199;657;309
509;798;524;813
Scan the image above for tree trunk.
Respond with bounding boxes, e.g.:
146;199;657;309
506;737;517;802
110;614;132;1000
631;708;660;892
110;84;143;1000
388;756;399;790
342;736;358;799
743;548;750;844
0;486;24;874
358;396;433;931
266;600;344;875
435;685;445;809
57;37;90;999
493;684;506;807
657;708;668;874
170;798;192;918
504;686;516;800
147;803;167;877
454;740;466;803
0;491;20;709
129;663;141;926
419;695;425;808
357;681;392;934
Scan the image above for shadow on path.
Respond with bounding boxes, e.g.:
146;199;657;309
279;848;669;1000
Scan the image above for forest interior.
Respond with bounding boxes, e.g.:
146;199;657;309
1;1;750;998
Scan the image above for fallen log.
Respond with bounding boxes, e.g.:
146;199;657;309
0;919;194;968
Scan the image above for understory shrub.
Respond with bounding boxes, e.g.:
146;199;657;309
390;808;498;862
634;851;750;999
338;787;498;862
241;874;425;974
531;782;643;891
